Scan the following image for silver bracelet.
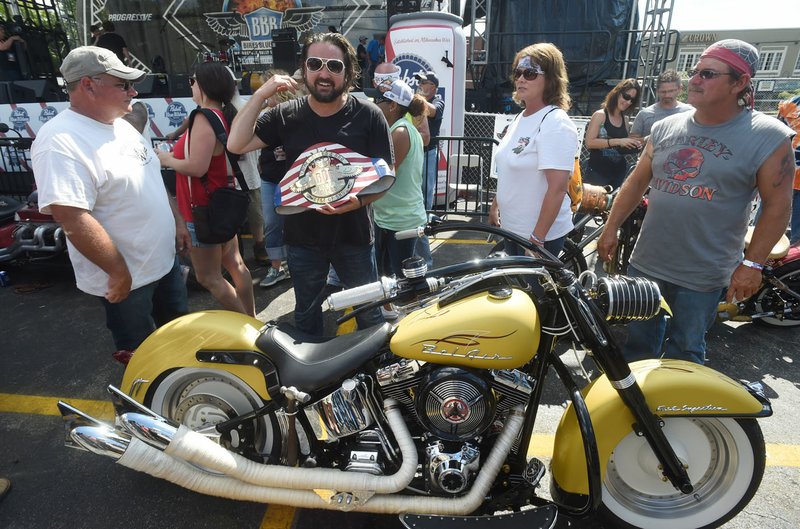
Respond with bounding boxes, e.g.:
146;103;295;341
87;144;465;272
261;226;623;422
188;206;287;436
741;259;764;271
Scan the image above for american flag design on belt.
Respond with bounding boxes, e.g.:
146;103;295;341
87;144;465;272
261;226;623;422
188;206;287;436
276;142;394;215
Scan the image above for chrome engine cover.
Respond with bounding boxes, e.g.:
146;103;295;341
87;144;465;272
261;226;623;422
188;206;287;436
303;379;375;442
426;441;480;494
415;367;496;441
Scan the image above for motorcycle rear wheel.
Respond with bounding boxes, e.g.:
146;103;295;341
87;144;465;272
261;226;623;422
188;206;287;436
148;367;282;461
600;417;765;529
753;260;800;327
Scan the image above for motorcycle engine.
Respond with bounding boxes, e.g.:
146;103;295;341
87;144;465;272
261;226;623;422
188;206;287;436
377;361;533;443
415;366;496;441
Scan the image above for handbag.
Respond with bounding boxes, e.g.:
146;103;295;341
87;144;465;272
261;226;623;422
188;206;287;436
187;108;250;244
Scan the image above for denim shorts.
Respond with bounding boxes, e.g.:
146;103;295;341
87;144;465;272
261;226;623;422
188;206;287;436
186;221;220;249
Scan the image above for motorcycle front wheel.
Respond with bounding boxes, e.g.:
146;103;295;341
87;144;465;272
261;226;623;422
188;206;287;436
148;367;283;462
753;260;800;327
600;417;765;529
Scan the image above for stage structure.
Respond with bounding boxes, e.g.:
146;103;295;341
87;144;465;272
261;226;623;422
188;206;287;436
0;0;72;102
73;0;421;77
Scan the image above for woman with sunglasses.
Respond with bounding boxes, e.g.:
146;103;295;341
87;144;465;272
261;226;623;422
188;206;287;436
489;42;578;258
157;62;255;317
584;78;642;190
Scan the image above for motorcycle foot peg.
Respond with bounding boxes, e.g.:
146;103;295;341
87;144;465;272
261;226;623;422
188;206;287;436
523;457;546;488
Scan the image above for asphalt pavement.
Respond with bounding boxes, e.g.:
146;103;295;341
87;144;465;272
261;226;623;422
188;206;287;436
1;232;798;529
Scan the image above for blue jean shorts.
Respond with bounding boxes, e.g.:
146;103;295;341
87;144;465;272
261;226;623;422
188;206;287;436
186;221;220;249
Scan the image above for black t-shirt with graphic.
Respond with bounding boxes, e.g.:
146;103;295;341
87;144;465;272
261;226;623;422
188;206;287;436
255;95;394;249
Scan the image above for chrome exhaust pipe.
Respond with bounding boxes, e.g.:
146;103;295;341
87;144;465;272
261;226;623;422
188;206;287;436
119;413;178;451
70;426;131;460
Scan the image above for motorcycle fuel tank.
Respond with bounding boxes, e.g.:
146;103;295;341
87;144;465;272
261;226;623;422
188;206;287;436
390;287;540;369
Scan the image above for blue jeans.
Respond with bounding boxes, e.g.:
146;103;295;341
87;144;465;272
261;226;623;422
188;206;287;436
791;189;800;245
374;224;433;277
101;256;189;350
423;148;438;210
260;181;286;261
622;265;723;365
286;244;383;335
503;236;566;260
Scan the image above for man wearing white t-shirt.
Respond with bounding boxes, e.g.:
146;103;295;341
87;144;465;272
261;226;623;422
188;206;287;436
32;46;189;365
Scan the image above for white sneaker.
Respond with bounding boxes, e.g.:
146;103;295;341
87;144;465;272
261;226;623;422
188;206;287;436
260;267;288;287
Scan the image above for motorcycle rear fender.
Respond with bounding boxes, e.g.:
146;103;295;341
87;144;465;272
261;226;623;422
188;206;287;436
120;310;271;403
550;359;771;495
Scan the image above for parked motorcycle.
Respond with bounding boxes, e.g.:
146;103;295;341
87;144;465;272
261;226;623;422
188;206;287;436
0;190;65;264
58;220;771;529
717;228;800;327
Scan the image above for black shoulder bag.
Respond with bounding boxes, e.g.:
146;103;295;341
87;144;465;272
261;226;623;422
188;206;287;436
187;108;250;244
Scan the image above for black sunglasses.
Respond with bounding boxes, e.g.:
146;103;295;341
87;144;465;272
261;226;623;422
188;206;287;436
513;67;541;81
688;69;735;80
620;92;636;102
189;77;196;86
305;57;345;75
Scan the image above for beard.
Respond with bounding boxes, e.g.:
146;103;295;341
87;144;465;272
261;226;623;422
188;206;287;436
308;80;346;103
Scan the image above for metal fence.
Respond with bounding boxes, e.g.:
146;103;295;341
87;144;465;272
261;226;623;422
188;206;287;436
752;78;800;115
0;137;34;202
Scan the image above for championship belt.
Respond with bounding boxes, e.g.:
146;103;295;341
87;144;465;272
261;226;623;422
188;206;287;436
276;142;395;215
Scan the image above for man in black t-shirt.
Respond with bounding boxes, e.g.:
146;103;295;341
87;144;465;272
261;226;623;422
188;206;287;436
229;32;394;335
415;71;445;209
96;21;130;65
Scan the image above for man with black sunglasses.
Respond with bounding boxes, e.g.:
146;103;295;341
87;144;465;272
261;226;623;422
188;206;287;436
599;39;795;365
630;69;692;143
229;32;394;336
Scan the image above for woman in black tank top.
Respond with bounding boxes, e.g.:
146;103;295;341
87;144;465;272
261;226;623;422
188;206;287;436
584;78;642;189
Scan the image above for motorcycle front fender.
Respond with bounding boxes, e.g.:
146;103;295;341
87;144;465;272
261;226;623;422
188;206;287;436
550;359;771;496
120;310;271;403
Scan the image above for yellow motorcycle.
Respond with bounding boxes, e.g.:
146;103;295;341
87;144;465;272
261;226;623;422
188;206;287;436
58;221;770;529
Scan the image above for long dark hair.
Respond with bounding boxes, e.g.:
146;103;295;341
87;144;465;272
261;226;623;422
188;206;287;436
301;32;360;91
194;62;238;126
603;78;641;116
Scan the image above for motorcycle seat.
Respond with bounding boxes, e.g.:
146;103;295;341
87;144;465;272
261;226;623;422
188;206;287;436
0;196;22;224
256;322;392;393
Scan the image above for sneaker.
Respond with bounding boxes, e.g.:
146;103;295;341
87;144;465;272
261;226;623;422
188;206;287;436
260;267;288;287
112;349;134;365
253;244;269;264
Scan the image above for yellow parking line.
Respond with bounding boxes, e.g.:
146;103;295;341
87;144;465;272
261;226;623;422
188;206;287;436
0;393;114;421
260;504;296;529
6;391;800;468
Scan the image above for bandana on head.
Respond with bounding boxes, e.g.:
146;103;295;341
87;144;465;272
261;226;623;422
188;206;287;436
518;56;544;74
700;39;759;110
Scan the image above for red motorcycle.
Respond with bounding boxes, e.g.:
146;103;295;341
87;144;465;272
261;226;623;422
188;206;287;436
0;190;65;265
0;124;66;265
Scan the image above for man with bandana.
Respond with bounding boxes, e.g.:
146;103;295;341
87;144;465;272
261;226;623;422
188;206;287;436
598;39;795;365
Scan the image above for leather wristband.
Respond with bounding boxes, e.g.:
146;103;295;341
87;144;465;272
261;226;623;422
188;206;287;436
741;259;764;271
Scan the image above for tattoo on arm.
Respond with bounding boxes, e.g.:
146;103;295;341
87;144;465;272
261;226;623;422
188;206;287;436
774;150;794;188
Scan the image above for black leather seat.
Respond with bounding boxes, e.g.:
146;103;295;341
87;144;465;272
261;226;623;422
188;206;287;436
255;322;392;393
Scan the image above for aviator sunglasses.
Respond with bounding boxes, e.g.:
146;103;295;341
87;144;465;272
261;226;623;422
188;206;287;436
688;69;735;80
90;77;135;91
305;57;345;75
513;67;542;81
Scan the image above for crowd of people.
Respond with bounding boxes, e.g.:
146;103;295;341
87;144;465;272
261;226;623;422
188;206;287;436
29;33;798;370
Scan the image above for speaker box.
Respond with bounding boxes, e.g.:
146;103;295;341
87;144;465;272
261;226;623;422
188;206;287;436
0;82;10;105
9;80;63;103
271;28;298;73
136;74;168;97
168;74;193;97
